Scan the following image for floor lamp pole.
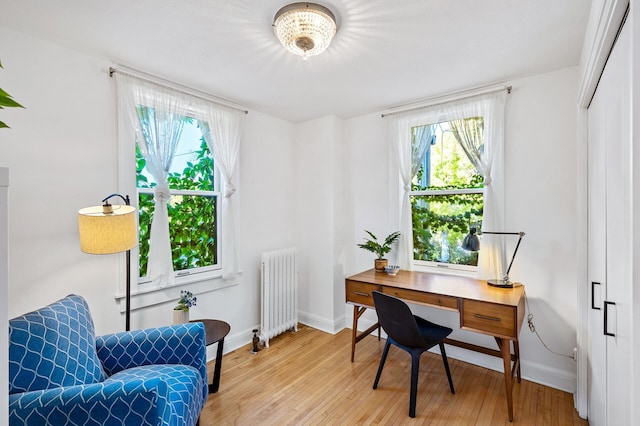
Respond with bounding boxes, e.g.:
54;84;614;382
125;249;131;331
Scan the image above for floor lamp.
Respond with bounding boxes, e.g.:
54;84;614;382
463;228;525;288
78;194;137;330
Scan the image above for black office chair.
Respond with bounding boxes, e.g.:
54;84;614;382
372;291;455;418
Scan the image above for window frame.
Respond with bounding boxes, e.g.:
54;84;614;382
133;111;224;288
411;188;484;274
408;121;485;274
135;185;222;286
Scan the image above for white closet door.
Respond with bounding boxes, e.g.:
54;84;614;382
586;77;607;426
602;20;632;426
586;19;632;426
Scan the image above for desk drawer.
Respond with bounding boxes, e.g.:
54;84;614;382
461;300;516;338
346;281;377;307
382;286;458;311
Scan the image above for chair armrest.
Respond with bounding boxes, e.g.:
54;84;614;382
96;323;208;396
9;378;169;425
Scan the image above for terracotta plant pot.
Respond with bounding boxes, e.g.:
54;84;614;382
374;259;388;272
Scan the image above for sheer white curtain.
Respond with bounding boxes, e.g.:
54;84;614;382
388;90;507;278
443;91;507;278
196;102;245;280
389;112;437;270
116;73;193;287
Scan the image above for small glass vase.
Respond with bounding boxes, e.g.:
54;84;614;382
173;309;189;324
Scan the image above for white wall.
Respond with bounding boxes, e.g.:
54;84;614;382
342;67;581;392
631;1;640;420
0;168;8;426
0;26;296;356
294;115;345;333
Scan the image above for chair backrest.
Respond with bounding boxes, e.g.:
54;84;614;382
373;291;426;348
9;294;106;394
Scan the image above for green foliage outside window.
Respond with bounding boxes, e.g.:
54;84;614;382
411;121;484;266
136;133;217;278
411;183;483;265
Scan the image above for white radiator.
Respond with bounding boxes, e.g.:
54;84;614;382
260;248;298;348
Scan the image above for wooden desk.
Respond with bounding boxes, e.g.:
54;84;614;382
346;269;525;422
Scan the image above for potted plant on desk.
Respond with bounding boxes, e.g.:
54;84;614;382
357;230;400;272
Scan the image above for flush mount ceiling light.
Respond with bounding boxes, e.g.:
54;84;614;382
273;2;337;60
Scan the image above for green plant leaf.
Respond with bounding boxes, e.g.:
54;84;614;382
0;95;24;108
357;230;400;259
0;59;25;129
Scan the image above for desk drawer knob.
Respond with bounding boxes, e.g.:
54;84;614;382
353;291;369;297
474;313;501;322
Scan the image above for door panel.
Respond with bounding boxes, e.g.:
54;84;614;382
586;73;607;426
586;20;631;426
602;21;631;426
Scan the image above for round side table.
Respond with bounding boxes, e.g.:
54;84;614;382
190;319;230;394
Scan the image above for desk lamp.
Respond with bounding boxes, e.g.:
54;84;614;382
78;194;137;330
463;228;525;288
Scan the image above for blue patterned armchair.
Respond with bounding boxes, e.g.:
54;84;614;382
8;294;208;426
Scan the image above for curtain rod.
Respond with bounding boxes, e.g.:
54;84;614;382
381;84;512;118
109;66;249;115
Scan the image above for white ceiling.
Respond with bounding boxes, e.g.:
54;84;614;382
1;0;592;123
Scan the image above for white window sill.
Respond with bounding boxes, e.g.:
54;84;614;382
412;263;478;279
115;269;241;313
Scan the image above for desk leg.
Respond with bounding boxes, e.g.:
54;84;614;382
351;306;363;362
210;338;225;393
351;306;380;362
514;340;521;383
497;338;515;422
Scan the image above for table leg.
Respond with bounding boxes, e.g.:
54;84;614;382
351;306;360;362
497;338;515;422
210;338;225;393
351;306;379;362
513;340;521;383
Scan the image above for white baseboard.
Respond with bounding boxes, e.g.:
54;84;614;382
348;317;576;393
441;344;576;394
298;310;345;335
205;325;256;361
210;312;346;361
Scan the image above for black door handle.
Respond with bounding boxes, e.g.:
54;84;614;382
604;300;615;337
591;282;601;310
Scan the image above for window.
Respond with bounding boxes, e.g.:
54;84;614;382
115;71;244;310
389;89;506;278
136;117;220;282
410;119;484;271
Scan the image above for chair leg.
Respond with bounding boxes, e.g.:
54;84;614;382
439;342;455;394
409;352;421;418
373;340;391;389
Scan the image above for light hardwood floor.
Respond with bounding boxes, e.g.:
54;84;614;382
200;325;586;425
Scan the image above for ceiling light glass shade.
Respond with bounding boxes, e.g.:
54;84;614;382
273;3;337;60
78;205;137;254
